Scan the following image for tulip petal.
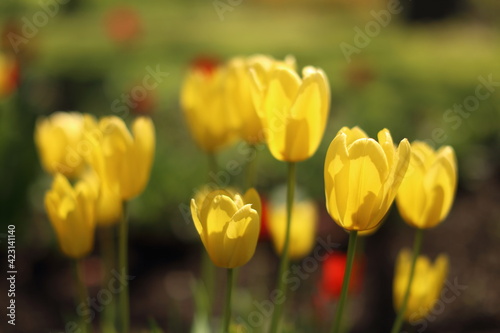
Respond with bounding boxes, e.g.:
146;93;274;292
344;138;388;230
243;188;261;217
225;205;259;268
325;132;350;226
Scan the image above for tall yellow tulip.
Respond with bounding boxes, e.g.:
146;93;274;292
250;64;330;162
324;127;411;231
34;112;94;178
393;249;449;321
396;142;457;229
191;188;261;268
92;116;155;200
227;55;295;144
180;62;238;153
44;173;96;259
269;198;317;260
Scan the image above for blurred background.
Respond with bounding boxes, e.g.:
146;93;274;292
1;0;500;332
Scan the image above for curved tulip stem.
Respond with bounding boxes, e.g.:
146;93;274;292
118;202;130;333
222;268;235;333
74;259;92;333
269;162;296;333
391;228;424;333
331;230;358;333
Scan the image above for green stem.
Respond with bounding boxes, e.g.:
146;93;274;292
222;268;235;333
118;202;129;333
244;144;258;189
269;162;296;333
99;226;117;332
208;152;218;183
331;230;358;333
391;228;424;333
74;259;92;333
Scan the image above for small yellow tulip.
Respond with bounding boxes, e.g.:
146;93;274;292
393;249;449;321
269;198;317;260
250;64;330;162
190;188;261;268
34;112;94;178
92;116;155;200
44;173;96;259
180;62;238;152
227;55;295;144
396;142;457;229
324;127;411;231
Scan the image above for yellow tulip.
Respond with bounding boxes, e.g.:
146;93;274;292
396;142;457;229
44;173;96;259
324;127;411;231
227;55;295;144
250;64;330;162
180;62;238;152
34;112;94;178
393;249;449;321
269;198;317;260
83;170;122;226
91;116;155;200
190;188;261;268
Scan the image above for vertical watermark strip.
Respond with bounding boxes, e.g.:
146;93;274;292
6;225;17;326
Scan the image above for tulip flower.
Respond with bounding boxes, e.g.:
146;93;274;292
269;197;317;260
396;142;457;229
92;116;155;200
320;252;363;299
190;188;261;268
180;59;238;153
227;55;295;144
324;127;411;231
251;64;330;162
35;112;95;178
44;173;96;259
393;249;449;321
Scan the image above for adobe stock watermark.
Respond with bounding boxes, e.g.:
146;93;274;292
213;0;244;21
236;235;340;331
401;277;468;333
110;65;169;119
424;74;499;147
59;269;135;333
340;0;403;63
7;0;70;53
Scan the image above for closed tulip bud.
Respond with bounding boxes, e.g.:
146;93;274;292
180;59;238;152
34;112;93;178
396;142;457;229
393;249;449;321
44;173;96;259
269;196;317;260
190;188;261;268
94;116;155;200
324;127;411;231
250;64;330;162
227;55;295;144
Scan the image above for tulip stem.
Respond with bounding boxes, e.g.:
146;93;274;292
331;230;358;333
118;202;130;333
269;161;296;333
73;259;92;333
245;144;258;189
222;268;235;333
391;228;424;333
99;226;117;332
